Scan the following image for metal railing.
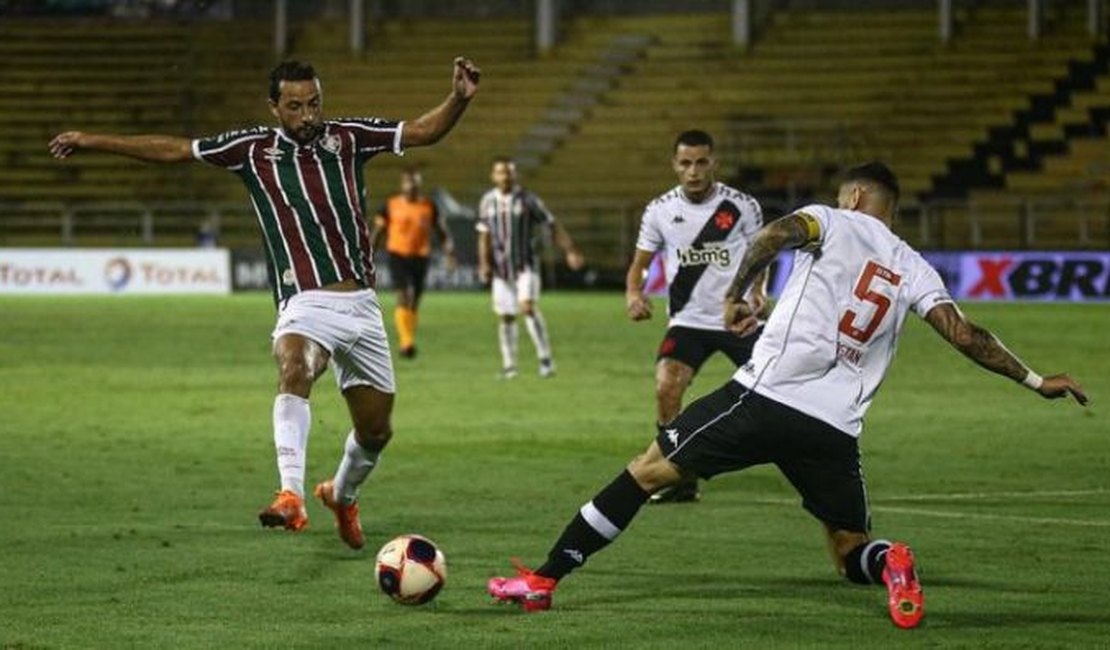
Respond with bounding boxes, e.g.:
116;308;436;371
898;198;1110;250
2;196;1107;264
0;201;257;247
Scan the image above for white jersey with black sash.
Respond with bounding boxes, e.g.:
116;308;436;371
636;182;763;331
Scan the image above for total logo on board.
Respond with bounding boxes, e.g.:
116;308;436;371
0;263;83;287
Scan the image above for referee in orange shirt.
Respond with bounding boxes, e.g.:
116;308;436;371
372;167;456;358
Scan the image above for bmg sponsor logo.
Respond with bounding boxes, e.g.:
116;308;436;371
676;244;731;269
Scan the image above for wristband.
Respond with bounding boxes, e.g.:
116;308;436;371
1021;370;1043;391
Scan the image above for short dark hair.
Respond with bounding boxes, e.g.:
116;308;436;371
674;130;714;152
269;60;317;103
842;161;900;203
491;155;514;166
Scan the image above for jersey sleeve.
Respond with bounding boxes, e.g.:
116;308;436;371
191;127;268;170
907;253;955;318
792;203;830;248
528;194;556;225
634;204;663;252
476;194;492;233
334;117;405;159
741;196;764;239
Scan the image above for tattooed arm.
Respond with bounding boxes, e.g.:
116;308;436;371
724;213;816;335
924;303;1088;404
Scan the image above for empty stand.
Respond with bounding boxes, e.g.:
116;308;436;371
1;7;1105;257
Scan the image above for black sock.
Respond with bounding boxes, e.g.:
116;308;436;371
537;470;650;580
844;539;891;585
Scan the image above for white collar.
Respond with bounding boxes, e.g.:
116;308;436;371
680;182;719;205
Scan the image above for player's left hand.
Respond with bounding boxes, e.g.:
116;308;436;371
627;293;652;321
749;291;769;319
1037;373;1089;405
452;57;481;100
725;296;759;337
566;250;585;271
444;252;458;272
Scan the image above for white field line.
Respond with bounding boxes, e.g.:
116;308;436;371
870;505;1110;528
878;488;1110;502
751;487;1110;528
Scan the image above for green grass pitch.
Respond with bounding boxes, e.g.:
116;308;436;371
1;293;1107;648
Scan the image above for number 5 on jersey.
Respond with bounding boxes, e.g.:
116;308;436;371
839;261;902;344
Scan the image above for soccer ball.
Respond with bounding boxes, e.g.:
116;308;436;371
374;534;447;605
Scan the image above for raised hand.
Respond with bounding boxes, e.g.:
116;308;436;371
452;57;481;100
49;131;85;159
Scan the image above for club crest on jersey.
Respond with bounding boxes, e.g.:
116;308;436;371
321;134;341;154
714;210;735;230
262;146;284;162
676;243;731;268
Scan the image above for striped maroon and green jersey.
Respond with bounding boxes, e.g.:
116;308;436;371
476;186;555;281
192;117;404;305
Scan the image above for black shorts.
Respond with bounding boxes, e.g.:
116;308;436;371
388;254;430;300
657;326;761;373
656;381;870;533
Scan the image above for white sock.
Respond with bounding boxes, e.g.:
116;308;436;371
524;311;552;361
333;431;380;505
498;320;519;369
273;393;311;497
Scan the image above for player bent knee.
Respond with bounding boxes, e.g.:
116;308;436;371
343;384;395;451
626;441;688;493
273;333;330;397
654;360;694;423
824;525;871;578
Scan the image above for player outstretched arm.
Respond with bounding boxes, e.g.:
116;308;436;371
923;303;1088;404
625;249;655;321
552;221;585;271
723;212;816;335
401;57;481;148
49;132;193;163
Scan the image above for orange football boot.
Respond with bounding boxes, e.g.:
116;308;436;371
314;480;365;550
258;490;308;531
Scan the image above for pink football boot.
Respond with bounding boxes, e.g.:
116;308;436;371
488;560;558;612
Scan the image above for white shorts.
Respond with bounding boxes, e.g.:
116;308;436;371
272;288;395;394
492;271;541;316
